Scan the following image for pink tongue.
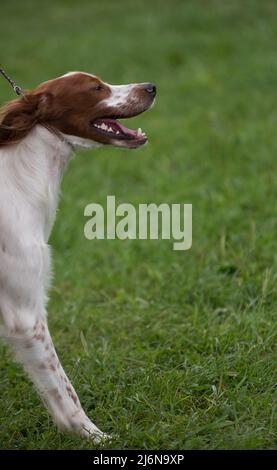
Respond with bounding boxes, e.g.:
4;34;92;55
96;118;139;138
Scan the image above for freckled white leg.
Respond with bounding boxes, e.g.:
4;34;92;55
3;316;106;442
0;236;108;442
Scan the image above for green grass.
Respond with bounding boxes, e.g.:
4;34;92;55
1;0;277;450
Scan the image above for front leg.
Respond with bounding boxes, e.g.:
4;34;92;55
4;315;106;442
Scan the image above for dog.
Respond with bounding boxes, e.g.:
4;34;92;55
0;71;156;441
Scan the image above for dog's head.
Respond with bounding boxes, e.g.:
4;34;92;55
33;72;156;149
0;71;156;149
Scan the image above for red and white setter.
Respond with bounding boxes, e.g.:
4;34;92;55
0;71;156;441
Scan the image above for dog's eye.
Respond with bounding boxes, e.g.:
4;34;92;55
94;84;103;91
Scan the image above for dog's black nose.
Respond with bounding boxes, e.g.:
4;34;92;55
144;83;157;97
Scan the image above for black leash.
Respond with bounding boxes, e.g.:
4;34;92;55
0;65;25;97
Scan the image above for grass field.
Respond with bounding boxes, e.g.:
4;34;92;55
0;0;277;450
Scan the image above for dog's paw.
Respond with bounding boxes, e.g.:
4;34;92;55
83;427;113;444
74;413;111;443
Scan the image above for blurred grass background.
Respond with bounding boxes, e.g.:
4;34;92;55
0;0;277;450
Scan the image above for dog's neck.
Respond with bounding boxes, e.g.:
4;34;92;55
0;125;99;242
35;124;102;154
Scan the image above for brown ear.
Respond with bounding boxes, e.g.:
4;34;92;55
34;91;54;119
0;92;53;147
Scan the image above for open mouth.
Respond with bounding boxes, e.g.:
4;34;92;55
91;118;147;147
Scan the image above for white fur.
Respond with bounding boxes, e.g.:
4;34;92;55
0;125;106;441
103;84;138;107
63;133;102;149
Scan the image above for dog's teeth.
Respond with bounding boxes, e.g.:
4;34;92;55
116;131;120;135
108;127;113;132
137;127;142;135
